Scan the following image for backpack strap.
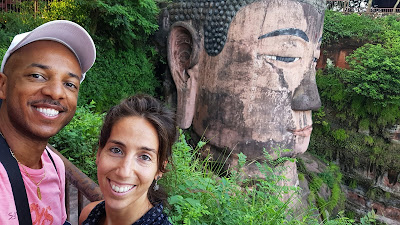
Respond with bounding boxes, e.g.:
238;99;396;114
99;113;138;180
0;135;32;225
46;148;58;173
46;148;71;225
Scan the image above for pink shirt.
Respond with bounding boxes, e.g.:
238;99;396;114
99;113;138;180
0;147;66;225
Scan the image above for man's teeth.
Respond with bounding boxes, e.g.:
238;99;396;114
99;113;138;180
111;184;135;193
36;108;59;117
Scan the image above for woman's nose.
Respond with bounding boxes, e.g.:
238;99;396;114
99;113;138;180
115;158;134;178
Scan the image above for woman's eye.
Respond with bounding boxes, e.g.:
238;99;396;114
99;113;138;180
110;147;122;155
139;155;151;161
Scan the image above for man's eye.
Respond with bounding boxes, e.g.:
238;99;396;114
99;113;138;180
65;82;78;89
31;74;46;80
313;57;318;62
110;147;122;155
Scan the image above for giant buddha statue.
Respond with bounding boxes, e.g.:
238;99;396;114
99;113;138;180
165;0;326;177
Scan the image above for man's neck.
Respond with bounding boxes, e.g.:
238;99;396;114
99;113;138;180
0;121;48;169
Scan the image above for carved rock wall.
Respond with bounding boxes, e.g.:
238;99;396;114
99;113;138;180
344;167;400;224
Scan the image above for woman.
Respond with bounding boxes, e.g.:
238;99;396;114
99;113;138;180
79;94;176;225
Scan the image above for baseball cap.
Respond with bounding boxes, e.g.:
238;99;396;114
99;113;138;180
0;20;96;82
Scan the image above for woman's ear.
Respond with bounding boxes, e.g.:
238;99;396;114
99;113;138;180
167;21;200;129
155;160;168;179
155;172;163;180
96;147;101;165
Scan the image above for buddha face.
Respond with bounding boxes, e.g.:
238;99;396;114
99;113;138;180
169;0;324;160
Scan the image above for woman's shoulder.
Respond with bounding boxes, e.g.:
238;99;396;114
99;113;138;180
79;200;104;225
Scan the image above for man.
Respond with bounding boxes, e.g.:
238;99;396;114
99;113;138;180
166;0;326;176
0;20;96;224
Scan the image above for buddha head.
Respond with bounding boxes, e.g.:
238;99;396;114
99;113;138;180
167;0;326;161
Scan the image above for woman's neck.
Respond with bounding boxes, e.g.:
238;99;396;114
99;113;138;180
103;198;153;225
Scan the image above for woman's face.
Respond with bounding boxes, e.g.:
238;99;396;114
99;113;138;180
96;116;161;211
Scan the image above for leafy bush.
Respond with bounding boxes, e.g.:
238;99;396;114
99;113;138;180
322;11;383;46
314;14;400;173
49;102;104;181
75;0;161;112
41;0;88;24
78;44;159;112
162;131;369;224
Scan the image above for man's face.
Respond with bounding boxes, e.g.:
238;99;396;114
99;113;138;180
1;40;82;141
192;0;323;159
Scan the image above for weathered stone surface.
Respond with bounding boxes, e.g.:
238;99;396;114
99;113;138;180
342;167;400;223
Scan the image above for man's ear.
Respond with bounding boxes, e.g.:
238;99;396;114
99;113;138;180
167;21;200;129
0;72;7;100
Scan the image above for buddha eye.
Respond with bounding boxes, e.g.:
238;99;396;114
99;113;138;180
258;54;300;63
276;56;300;63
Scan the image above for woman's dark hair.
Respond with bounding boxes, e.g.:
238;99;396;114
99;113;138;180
99;94;177;205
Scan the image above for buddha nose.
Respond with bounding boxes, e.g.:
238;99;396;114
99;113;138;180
291;75;321;111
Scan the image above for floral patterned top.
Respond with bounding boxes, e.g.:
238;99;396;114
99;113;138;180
82;201;171;225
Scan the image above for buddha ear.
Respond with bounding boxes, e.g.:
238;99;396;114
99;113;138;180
167;22;200;129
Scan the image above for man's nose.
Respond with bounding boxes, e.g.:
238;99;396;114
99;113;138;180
41;80;66;100
291;75;321;111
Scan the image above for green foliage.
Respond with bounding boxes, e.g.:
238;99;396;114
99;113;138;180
164;131;303;224
384;192;391;199
349;180;357;189
310;176;324;193
346;42;400;107
310;119;400;174
332;129;348;142
78;45;159;112
322;11;382;46
297;157;348;221
41;0;88;24
74;0;161;112
318;13;400;135
359;211;377;225
163;132;368;224
298;173;305;181
317;64;400;136
49;102;104;181
91;0;159;49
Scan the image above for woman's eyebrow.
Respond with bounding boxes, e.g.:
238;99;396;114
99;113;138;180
258;28;309;42
141;146;157;153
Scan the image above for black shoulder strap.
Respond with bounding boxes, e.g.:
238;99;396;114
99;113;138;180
46;148;58;173
0;135;33;225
